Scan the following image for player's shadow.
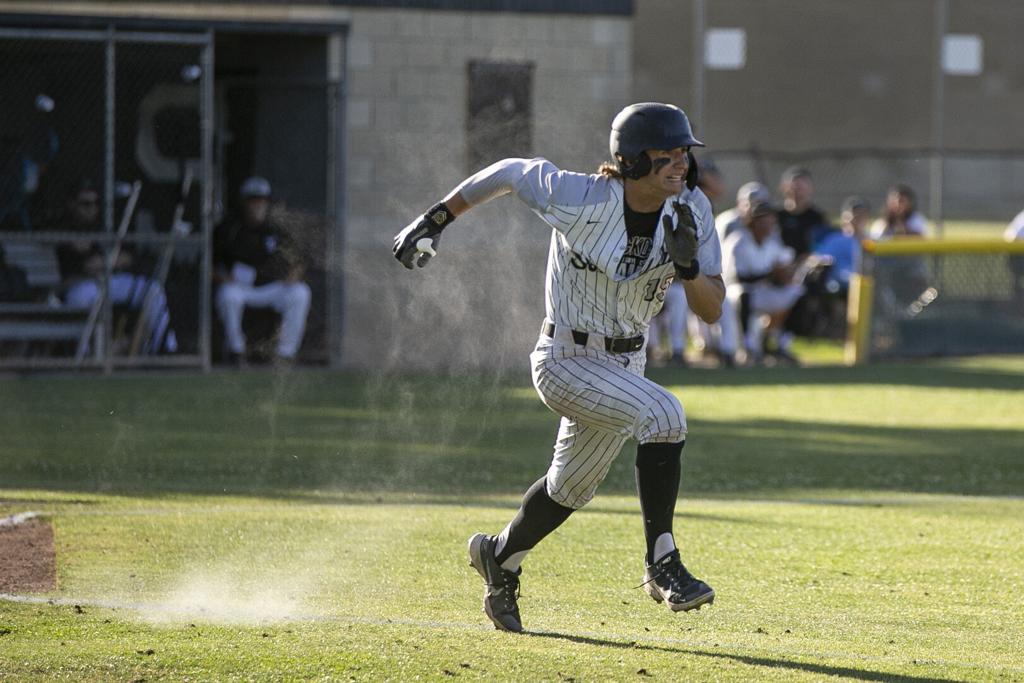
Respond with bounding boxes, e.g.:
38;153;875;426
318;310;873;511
526;631;963;683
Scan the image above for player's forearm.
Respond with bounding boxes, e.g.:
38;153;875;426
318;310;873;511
682;273;725;323
440;190;471;217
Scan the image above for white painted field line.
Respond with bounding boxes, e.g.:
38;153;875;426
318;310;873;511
1;592;1020;677
0;511;41;527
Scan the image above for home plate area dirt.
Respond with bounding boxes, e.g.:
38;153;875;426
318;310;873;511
0;517;56;593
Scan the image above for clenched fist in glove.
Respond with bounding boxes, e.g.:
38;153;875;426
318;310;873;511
661;200;701;280
393;202;455;269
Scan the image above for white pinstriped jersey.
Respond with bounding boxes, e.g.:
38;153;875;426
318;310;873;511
456;158;723;338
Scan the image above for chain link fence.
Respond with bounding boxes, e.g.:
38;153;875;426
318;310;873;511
708;148;1024;227
0;27;212;369
856;243;1024;361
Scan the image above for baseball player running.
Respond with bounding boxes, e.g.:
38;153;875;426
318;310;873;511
393;103;724;632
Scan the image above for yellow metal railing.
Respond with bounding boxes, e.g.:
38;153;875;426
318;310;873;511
845;238;1024;364
862;238;1024;255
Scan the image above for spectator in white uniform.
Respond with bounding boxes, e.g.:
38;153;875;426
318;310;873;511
723;201;804;364
213;176;311;366
715;181;771;243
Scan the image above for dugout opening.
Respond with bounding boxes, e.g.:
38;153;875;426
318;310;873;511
0;4;349;369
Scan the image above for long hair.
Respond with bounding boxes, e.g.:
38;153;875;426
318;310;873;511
883;183;916;220
597;161;623;179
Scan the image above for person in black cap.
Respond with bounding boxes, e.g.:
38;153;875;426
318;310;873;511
213;176;310;365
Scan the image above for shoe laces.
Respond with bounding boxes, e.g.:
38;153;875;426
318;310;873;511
637;551;695;592
489;568;521;603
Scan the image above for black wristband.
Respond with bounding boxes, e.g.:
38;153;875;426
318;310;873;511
674;259;700;281
425;202;456;232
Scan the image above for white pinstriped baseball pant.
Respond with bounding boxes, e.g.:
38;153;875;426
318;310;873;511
530;325;688;509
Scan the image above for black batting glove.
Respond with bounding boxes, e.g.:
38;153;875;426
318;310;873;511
393;202;455;269
662;201;700;279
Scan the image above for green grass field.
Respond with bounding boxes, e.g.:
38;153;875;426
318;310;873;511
1;357;1023;681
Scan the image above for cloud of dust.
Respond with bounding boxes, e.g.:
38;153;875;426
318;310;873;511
336;104;623;474
144;571;308;625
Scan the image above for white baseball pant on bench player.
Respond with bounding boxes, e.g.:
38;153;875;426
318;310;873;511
216;280;311;358
531;325;687;510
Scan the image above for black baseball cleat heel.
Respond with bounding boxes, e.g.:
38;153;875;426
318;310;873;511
641;550;715;612
467;533;524;633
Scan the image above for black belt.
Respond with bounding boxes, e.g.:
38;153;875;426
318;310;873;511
542;321;644;354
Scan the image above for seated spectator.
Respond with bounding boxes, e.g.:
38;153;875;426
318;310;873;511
0;244;30;302
869;184;931;314
691;177;774;366
814;196;870;296
716;181;772;243
214;176;310;366
695;155;726;207
798;197;871;338
777;166;829;257
55;179;177;354
723;201;804;365
870;184;929;239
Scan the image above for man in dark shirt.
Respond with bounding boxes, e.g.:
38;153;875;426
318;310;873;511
776;166;829;257
775;166;834;336
213;176;310;364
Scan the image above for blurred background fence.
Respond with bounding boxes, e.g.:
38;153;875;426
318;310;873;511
708;148;1024;228
0;26;212;369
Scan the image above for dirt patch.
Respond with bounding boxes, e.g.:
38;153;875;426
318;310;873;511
0;518;57;593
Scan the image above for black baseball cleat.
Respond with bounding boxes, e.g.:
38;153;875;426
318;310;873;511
467;533;523;633
641;550;715;612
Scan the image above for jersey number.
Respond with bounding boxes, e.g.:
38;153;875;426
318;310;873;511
643;274;674;302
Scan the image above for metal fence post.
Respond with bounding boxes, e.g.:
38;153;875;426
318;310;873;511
930;0;948;236
326;30;347;369
199;31;214;372
691;0;705;135
101;25;116;367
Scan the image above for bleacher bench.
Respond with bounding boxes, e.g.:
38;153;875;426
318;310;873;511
0;242;90;358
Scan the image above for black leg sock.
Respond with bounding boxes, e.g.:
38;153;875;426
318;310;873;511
635;441;685;564
494;476;575;566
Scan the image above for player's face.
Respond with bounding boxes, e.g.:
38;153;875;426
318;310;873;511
750;213;777;241
887;191;912;218
843;207;870;235
645;147;690;196
242;197;270;226
71;190;99;227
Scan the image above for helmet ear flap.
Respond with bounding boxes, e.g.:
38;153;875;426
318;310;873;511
617;153;652;180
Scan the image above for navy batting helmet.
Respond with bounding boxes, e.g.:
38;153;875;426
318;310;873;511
609;103;704;179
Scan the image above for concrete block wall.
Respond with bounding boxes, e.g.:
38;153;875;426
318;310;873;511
341;9;632;370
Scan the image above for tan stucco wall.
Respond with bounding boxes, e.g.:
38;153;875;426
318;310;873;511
633;0;1024;220
341;9;632;369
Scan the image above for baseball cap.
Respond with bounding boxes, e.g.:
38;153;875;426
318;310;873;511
749;200;777;220
737;181;770;205
240;176;271;199
840;196;870;214
781;165;812;184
